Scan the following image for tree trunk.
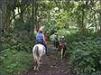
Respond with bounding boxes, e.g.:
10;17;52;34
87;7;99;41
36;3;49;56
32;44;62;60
0;0;7;51
99;1;101;34
19;5;24;22
99;13;101;34
1;0;7;33
5;8;11;32
20;6;24;22
81;5;85;33
32;0;38;32
76;2;86;34
79;3;86;34
0;6;3;51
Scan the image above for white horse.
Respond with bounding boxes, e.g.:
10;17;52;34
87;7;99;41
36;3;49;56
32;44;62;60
32;44;46;71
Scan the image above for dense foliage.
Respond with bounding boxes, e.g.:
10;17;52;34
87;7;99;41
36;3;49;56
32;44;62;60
67;34;101;74
0;48;33;75
0;0;101;75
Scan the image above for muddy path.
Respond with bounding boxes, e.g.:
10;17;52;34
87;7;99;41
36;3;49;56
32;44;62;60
22;44;73;75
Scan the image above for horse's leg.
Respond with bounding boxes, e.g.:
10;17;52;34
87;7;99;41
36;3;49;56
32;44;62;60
61;48;63;59
39;56;42;64
54;41;55;47
33;57;39;71
34;59;37;70
36;57;41;71
63;46;66;57
63;48;65;57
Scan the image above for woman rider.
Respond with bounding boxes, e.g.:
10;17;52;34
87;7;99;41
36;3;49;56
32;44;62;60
36;26;48;55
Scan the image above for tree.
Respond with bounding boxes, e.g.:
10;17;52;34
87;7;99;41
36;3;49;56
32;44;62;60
99;0;101;34
0;0;7;51
32;0;38;31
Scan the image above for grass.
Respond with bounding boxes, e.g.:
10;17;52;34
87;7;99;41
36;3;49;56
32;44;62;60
0;48;33;75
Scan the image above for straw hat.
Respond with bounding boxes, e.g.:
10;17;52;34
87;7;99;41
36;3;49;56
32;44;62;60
39;26;44;32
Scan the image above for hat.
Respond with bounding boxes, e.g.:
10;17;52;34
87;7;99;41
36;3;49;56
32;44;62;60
39;26;44;32
61;36;64;38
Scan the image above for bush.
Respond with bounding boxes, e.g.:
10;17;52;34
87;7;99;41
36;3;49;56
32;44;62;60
1;30;34;53
67;34;101;75
0;48;33;75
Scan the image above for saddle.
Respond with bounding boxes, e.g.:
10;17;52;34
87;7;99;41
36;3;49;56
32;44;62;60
36;42;44;46
59;42;67;50
59;43;65;49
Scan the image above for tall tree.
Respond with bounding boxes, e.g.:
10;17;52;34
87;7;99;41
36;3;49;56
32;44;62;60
99;0;101;34
0;0;7;51
32;0;39;31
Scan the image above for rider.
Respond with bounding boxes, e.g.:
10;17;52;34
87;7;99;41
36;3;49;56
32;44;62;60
54;33;59;48
59;36;66;49
59;35;67;56
36;26;48;55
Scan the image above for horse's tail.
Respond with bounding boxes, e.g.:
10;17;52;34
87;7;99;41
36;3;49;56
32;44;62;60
35;46;39;57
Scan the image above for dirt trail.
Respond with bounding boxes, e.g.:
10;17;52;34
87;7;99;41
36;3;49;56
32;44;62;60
22;44;73;75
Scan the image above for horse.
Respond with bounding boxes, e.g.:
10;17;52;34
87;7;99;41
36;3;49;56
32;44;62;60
32;44;46;71
58;42;66;59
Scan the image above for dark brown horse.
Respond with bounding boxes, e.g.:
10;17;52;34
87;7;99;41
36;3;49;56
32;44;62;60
57;40;67;59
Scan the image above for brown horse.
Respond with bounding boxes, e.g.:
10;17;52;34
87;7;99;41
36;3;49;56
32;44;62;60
58;42;66;59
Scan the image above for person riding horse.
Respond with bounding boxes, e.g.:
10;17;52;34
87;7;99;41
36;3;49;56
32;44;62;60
59;36;66;49
59;36;67;58
54;33;59;48
36;26;48;55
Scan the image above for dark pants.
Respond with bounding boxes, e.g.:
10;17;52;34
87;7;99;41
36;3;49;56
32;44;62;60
36;41;47;54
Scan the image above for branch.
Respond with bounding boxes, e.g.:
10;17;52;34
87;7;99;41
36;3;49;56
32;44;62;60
10;12;21;22
10;4;30;23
